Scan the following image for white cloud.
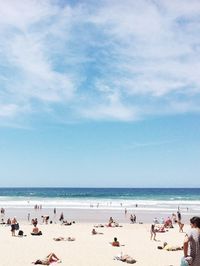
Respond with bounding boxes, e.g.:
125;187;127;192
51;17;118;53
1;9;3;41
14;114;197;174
81;103;136;121
0;0;76;119
0;0;200;123
80;86;138;121
124;140;176;150
0;103;22;117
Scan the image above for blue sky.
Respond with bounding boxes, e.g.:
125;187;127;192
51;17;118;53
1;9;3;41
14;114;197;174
0;0;200;187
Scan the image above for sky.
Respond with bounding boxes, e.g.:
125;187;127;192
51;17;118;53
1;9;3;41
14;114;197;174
0;0;200;187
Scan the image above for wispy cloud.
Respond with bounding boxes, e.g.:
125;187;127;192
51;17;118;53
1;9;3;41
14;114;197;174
124;140;176;150
0;0;200;123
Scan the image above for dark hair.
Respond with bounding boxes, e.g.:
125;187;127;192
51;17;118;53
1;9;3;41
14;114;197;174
114;237;118;241
34;259;42;264
190;216;200;228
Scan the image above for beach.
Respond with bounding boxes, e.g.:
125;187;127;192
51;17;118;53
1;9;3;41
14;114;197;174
0;208;189;266
1;188;199;266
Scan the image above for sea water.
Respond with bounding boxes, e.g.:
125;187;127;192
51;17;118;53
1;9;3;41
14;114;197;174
0;187;200;215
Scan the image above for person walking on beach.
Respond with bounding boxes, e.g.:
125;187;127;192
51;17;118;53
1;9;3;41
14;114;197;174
150;224;156;241
125;208;127;216
178;221;184;233
59;212;64;222
177;210;182;222
130;214;134;223
1;207;5;216
181;216;200;266
130;214;136;223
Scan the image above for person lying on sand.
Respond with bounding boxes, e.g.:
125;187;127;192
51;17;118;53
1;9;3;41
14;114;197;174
114;254;136;264
53;237;66;241
106;217;122;227
157;242;183;251
53;237;75;241
61;220;75;226
94;224;104;228
67;237;75;241
155;225;167;233
106;222;122;227
33;252;61;265
62;220;72;225
92;228;103;235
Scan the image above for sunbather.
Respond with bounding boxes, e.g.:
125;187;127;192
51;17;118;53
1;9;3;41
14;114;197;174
53;236;75;241
31;225;42;236
114;254;136;264
67;237;75;241
92;229;103;235
110;237;125;247
53;237;66;241
157;242;183;251
33;252;61;265
94;224;104;228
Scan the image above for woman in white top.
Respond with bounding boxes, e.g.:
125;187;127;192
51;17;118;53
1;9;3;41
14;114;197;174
181;216;200;266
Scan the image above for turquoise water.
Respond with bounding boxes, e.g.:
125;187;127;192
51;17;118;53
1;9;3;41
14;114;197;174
0;187;200;200
0;188;200;212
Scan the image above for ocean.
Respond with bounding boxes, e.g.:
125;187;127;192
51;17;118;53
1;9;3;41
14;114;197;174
0;187;200;215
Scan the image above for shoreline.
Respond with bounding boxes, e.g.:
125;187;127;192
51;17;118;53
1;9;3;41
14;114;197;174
1;206;195;224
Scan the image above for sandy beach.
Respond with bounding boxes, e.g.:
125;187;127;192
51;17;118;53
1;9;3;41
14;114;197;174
0;208;188;266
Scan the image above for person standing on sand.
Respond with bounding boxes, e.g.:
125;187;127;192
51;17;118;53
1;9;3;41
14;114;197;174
177;210;182;222
150;224;156;240
178;221;184;233
125;208;127;216
28;213;30;222
59;212;64;222
11;217;17;236
130;214;134;223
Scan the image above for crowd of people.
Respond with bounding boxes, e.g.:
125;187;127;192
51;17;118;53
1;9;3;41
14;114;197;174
1;205;200;266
